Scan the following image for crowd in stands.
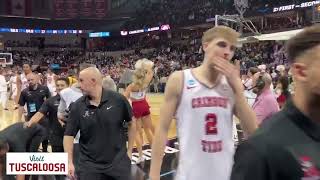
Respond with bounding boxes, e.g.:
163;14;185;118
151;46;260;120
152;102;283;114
0;50;83;67
4;40;81;49
236;41;288;74
89;33;169;52
4;40;36;48
2;38;289;87
1;42;293;116
39;50;84;67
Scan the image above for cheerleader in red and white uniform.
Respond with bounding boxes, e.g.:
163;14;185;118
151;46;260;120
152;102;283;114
124;58;155;163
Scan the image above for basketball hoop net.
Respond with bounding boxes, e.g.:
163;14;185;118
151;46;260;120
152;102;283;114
234;0;248;17
0;53;13;66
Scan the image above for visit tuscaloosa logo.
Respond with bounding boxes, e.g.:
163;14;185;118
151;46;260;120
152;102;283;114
6;153;68;175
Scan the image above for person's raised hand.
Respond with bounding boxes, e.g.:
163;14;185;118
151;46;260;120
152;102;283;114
213;58;244;94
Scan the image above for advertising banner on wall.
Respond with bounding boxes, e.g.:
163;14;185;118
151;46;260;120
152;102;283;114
272;0;320;12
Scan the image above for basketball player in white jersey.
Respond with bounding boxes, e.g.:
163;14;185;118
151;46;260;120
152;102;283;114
0;68;8;110
16;63;32;103
9;68;19;109
46;68;57;96
149;26;258;180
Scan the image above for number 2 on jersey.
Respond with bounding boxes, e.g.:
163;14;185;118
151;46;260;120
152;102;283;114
205;113;217;135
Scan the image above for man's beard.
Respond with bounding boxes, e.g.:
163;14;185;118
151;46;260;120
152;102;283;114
309;93;320;108
29;84;37;90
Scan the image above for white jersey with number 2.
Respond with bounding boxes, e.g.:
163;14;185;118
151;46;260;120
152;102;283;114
175;69;235;180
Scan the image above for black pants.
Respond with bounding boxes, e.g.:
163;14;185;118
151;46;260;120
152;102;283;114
78;153;131;180
38;118;49;152
25;135;46;180
25;127;48;180
51;145;64;152
78;172;130;180
51;145;65;180
25;116;49;152
73;143;80;178
26;135;44;152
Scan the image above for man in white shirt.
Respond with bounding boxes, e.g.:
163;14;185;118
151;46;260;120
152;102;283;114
0;68;8;110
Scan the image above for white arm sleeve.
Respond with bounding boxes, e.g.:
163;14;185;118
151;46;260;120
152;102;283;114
57;97;68;120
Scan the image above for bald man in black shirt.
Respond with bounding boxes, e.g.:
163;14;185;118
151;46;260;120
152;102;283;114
64;67;134;180
18;73;50;153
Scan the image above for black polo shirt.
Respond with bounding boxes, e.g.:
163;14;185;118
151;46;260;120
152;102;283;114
38;95;64;146
19;84;51;120
64;89;132;174
231;100;320;180
0;122;46;152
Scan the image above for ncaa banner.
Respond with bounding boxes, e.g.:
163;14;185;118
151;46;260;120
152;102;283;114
6;153;68;175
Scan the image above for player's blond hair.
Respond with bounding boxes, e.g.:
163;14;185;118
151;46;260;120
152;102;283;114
202;26;240;45
133;58;154;89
